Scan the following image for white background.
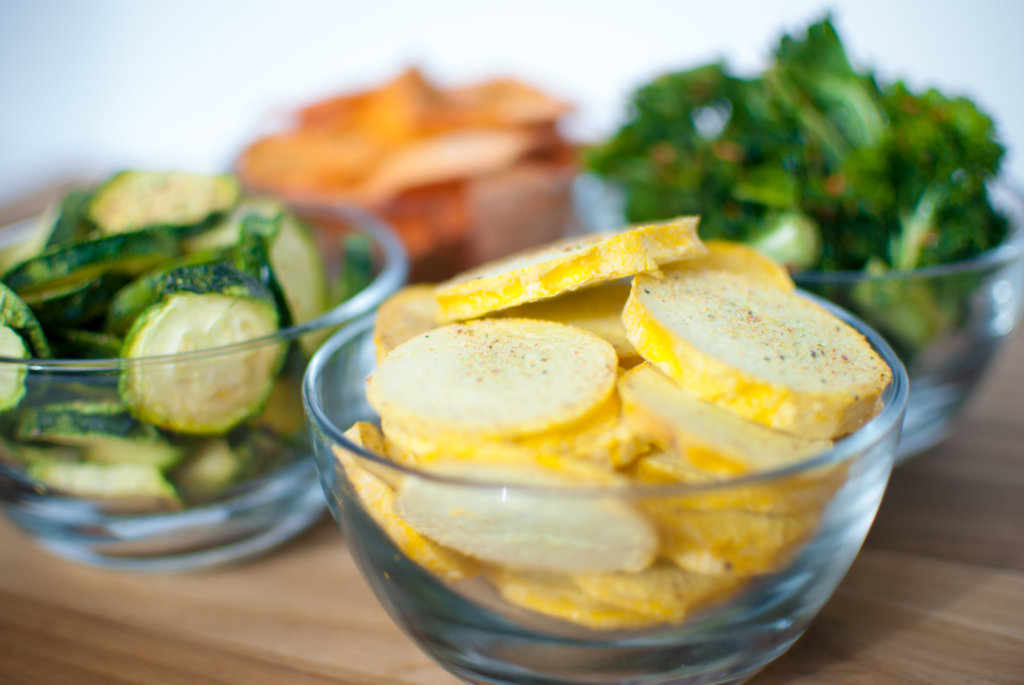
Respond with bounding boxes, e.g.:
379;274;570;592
1;0;1022;218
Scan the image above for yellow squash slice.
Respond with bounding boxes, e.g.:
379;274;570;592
485;568;654;630
495;281;640;366
683;240;795;291
394;460;658;573
367;318;618;440
333;423;478;581
434;217;705;322
571;561;742;623
383;390;645;468
643;501;819;576
372;284;440;361
619;364;831;475
623;267;892;439
626;448;845;516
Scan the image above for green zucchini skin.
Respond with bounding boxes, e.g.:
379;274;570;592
88;170;241;237
16;401;167;445
26;459;179;507
0;282;52;358
105;250;235;334
149;262;274;301
235;212;293;328
108;261;276;335
2;229;181;297
15;401;185;469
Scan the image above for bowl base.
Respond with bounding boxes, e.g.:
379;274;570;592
437;634;794;685
3;461;325;572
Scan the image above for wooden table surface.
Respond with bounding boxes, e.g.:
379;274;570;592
1;337;1022;685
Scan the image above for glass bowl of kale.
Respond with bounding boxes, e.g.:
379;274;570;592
0;170;407;570
578;18;1024;461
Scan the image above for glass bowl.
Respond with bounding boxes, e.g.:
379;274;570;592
792;185;1024;460
574;175;1024;462
0;205;407;572
302;301;908;685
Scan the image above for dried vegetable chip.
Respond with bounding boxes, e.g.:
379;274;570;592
372;284;439;361
434;217;704;323
333;423;478;581
486;568;652;630
623;266;892;439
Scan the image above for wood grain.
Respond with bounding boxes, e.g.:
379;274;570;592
1;334;1023;685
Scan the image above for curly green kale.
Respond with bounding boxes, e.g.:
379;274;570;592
585;16;1009;273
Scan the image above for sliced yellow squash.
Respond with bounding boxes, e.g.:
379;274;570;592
394;460;658;573
643;502;819;576
682;240;795;291
333;423;478;581
367;318;618;440
495;281;640;365
619;364;831;475
571;561;742;623
372;284;440;361
485;568;653;630
434;216;704;322
623;267;892;439
382;390;645;468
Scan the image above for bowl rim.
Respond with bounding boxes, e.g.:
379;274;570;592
0;204;409;369
302;293;909;497
792;228;1024;284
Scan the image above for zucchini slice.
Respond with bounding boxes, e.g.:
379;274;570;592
0;190;94;275
171;438;244;500
88;170;241;236
0;435;80;466
3;229;180;298
180;197;276;254
105;252;235;334
233;200;330;328
228;425;300;481
0;282;52;357
119;290;283;434
269;213;330;327
17;400;168;444
26;459;179;507
15;401;184;471
235;212;292;327
22;273;130;329
0;325;29;412
83;439;184;471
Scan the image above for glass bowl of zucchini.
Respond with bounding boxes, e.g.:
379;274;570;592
0;170;408;571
